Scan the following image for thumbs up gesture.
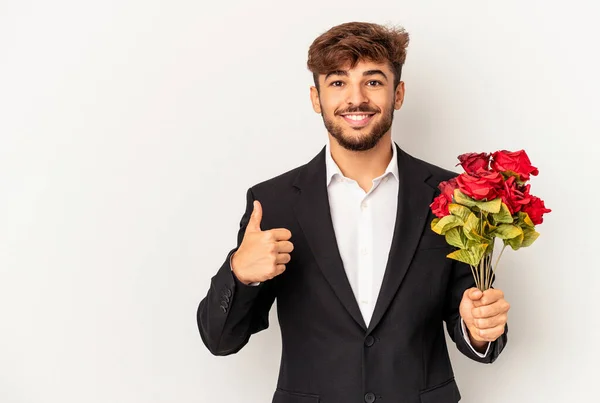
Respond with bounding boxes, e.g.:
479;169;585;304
231;200;294;285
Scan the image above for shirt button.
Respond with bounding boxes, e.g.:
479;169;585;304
361;202;368;209
365;392;376;403
361;248;368;255
365;335;375;347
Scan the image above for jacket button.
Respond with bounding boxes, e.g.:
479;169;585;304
225;288;232;297
364;392;376;403
365;336;375;347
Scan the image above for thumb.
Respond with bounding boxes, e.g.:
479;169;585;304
246;200;263;232
469;287;483;301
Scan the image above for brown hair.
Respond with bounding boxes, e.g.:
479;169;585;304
307;22;409;92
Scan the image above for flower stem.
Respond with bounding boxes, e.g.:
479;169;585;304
488;244;507;289
479;255;485;291
470;264;480;290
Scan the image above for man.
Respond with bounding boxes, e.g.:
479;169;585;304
197;21;510;403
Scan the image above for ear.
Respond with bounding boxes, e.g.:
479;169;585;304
394;81;405;110
310;86;322;114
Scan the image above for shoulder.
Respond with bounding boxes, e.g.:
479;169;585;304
248;163;306;197
402;149;461;189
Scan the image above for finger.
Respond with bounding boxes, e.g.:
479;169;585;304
474;314;508;330
246;200;263;233
476;323;506;342
472;300;509;319
470;288;483;300
479;289;504;306
464;287;482;302
275;253;291;265
275;240;294;253
472;299;484;308
274;264;286;276
269;228;293;241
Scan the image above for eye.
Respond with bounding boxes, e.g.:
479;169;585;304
367;80;383;86
330;81;343;87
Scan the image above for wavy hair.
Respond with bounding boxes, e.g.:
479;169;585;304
307;22;410;91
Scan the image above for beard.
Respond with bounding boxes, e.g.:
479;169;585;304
321;100;395;152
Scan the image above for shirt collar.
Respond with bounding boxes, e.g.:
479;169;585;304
325;139;399;186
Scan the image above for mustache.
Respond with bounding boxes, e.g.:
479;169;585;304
337;106;379;115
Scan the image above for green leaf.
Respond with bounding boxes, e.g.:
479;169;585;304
466;239;481;249
523;212;534;227
493;224;523;240
447;249;478;265
431;217;440;231
521;228;540;247
469;243;489;266
463;213;480;241
483;220;497;235
475;197;502;213
516;211;535;227
448;203;472;223
446;243;488;266
454;189;478;207
493;202;514;224
445;227;469;249
453;189;501;213
432;214;463;235
505;232;524;250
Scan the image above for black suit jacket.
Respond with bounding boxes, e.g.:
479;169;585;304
197;143;508;403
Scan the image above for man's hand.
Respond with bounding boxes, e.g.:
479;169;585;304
231;200;294;285
460;287;510;346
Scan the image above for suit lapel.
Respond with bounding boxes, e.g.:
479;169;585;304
292;146;367;331
367;144;436;333
292;143;437;334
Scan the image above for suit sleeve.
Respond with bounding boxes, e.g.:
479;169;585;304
196;187;277;356
443;258;508;363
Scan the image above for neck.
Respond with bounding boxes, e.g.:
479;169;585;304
328;132;394;183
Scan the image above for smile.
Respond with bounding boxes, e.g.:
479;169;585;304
341;113;375;127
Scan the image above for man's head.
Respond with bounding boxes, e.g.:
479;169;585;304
307;22;409;151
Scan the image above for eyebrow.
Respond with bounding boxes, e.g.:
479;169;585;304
324;69;388;81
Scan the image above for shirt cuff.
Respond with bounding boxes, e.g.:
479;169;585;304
460;317;491;357
230;253;260;286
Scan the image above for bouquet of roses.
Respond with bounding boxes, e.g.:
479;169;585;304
430;150;551;291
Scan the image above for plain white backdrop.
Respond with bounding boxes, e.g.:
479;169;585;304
1;0;598;402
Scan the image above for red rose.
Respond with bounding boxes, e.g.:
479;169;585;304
522;196;551;225
430;194;450;218
491;150;539;182
501;176;532;214
456;152;491;174
456;171;504;201
439;177;458;199
430;178;458;218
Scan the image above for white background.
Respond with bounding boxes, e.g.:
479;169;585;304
1;1;598;402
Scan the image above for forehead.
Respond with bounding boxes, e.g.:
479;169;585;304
322;59;392;79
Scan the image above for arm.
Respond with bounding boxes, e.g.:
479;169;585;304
443;259;508;364
196;188;277;356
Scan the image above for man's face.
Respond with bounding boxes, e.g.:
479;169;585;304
310;59;405;152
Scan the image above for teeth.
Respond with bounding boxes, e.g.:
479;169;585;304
345;114;372;121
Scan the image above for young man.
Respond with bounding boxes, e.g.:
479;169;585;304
197;21;510;403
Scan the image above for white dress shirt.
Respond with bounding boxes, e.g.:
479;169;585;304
232;139;490;357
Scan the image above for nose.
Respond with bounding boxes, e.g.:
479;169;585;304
345;83;369;106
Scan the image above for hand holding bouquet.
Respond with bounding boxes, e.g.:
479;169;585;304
430;150;551;291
